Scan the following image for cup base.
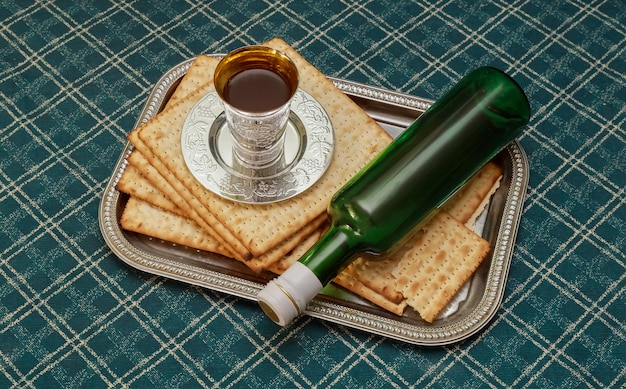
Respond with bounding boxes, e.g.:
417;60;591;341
213;113;303;179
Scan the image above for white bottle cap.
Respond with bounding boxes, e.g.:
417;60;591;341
257;262;323;326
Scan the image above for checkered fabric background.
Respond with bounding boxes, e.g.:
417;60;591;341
1;0;624;387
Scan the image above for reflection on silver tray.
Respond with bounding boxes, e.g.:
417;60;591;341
99;57;529;346
181;89;334;204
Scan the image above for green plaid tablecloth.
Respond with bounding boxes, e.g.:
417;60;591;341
1;0;624;387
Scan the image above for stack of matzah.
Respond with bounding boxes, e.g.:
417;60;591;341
117;37;503;323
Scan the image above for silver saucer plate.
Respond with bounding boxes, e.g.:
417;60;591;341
181;89;334;204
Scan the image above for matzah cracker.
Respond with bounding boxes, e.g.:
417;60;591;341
117;164;183;217
391;211;490;322
120;197;232;257
122;195;327;273
136;37;392;258
345;257;406;304
126;135;250;261
167;55;219;108
334;271;408;316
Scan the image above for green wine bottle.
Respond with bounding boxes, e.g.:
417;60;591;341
257;67;531;326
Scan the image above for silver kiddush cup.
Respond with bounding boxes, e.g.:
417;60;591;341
214;46;299;175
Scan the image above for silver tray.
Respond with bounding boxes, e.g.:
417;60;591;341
99;57;529;346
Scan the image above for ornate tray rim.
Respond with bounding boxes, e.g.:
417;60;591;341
99;57;528;346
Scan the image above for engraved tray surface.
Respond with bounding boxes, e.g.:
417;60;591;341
99;57;529;346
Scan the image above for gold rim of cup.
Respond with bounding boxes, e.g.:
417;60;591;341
214;45;299;113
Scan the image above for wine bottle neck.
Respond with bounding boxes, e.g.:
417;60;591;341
299;224;361;285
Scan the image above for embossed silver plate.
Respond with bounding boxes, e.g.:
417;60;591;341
181;89;334;204
99;57;529;346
